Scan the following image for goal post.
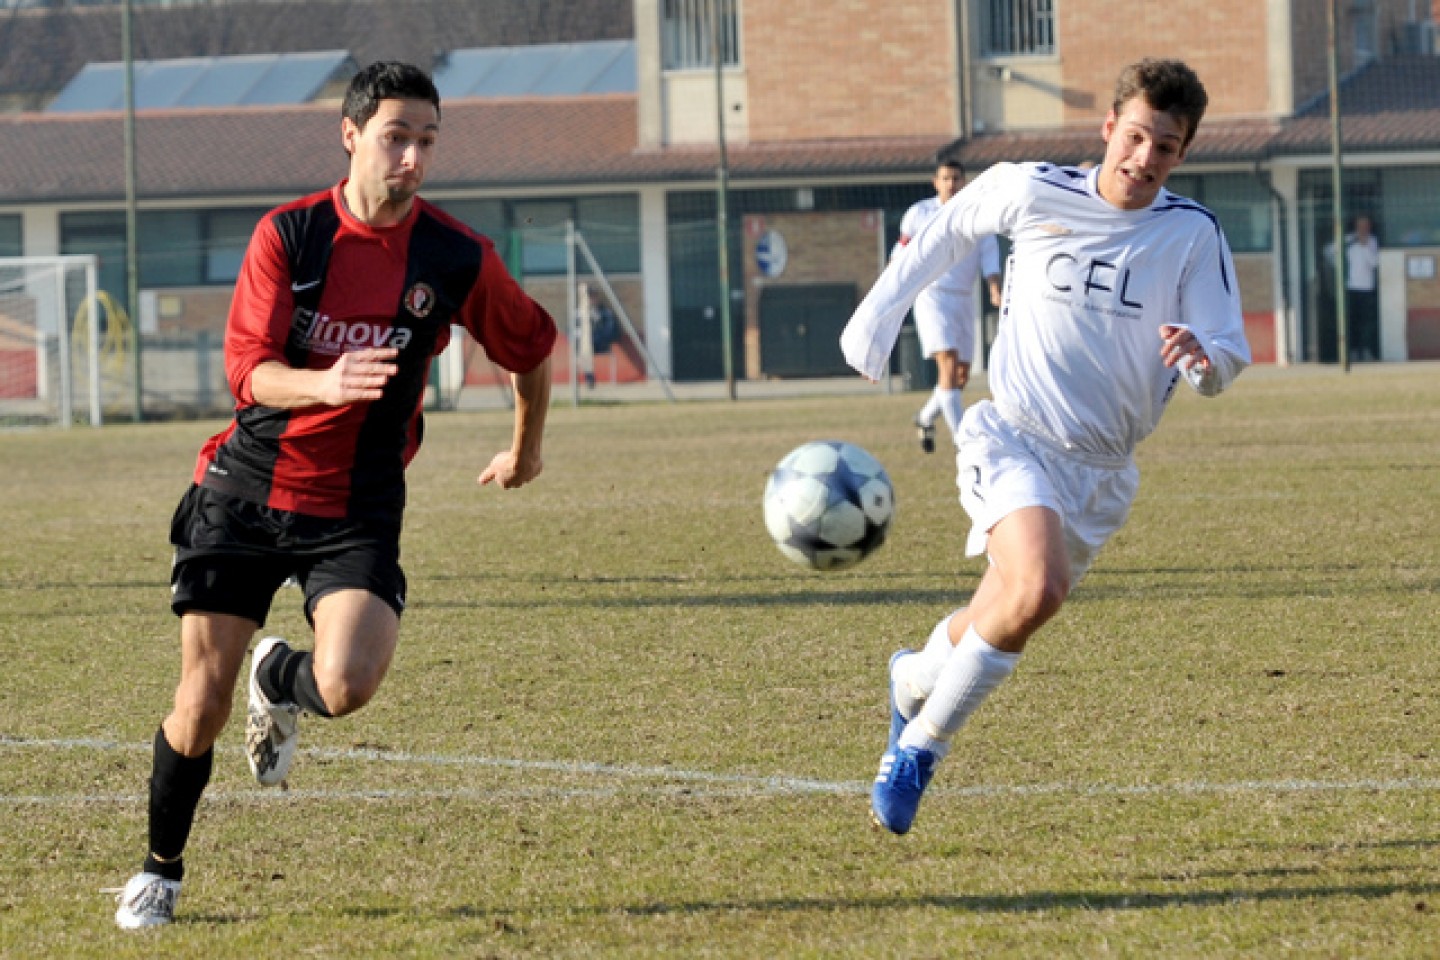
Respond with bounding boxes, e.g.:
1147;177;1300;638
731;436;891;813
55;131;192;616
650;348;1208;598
565;220;675;406
434;223;676;411
0;255;102;428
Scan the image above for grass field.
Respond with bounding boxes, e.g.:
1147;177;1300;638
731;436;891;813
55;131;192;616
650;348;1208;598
2;365;1439;958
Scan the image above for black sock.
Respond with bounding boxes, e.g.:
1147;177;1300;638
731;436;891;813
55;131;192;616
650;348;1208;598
260;645;333;718
292;654;333;717
144;726;212;881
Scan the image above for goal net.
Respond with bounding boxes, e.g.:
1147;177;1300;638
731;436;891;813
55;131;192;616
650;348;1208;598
563;224;674;405
0;256;103;429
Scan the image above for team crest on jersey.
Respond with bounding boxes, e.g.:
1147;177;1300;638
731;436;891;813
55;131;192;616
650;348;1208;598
404;282;436;319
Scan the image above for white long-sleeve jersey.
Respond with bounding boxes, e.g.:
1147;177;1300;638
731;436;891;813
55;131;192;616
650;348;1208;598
894;196;1001;320
843;162;1251;460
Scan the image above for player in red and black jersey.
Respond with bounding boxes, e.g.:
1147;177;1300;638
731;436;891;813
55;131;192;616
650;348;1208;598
115;62;556;929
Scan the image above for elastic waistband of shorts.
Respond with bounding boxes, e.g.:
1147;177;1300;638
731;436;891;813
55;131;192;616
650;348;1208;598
991;400;1133;469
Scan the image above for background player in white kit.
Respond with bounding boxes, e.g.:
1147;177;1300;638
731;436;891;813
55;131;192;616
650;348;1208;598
894;149;1002;453
841;59;1251;835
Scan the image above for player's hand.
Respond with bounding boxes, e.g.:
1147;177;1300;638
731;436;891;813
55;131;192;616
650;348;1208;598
1158;324;1210;371
318;347;399;405
478;449;543;489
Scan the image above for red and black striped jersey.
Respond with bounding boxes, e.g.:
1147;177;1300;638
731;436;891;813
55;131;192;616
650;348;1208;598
193;181;557;523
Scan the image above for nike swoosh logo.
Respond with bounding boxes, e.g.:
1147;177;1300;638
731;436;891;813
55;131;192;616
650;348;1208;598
291;279;322;292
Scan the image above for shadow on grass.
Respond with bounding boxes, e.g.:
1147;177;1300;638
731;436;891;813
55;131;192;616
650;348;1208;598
419;562;1440;606
171;913;247;925
413;574;1440;610
603;879;1440;916
416;588;964;610
323;875;1440;922
4;558;1435;617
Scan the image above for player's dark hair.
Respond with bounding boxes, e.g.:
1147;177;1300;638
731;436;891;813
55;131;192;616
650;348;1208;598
343;61;441;129
934;144;965;178
1112;58;1208;148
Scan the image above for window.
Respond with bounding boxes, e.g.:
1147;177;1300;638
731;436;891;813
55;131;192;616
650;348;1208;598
661;0;740;71
981;0;1055;57
575;195;641;274
439;199;507;244
0;215;20;257
138;211;204;287
204;208;265;283
1164;174;1273;255
510;200;574;276
140;208;267;287
441;196;641;277
1351;0;1378;62
63;208;266;294
60;211;125;304
1378;166;1440;246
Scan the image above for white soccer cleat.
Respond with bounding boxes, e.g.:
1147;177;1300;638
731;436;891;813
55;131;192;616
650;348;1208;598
245;636;301;786
113;872;181;929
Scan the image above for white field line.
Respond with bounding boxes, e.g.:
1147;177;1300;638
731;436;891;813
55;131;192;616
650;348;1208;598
4;736;1440;806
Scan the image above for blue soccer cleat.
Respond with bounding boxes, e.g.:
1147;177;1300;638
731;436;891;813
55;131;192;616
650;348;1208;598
870;745;936;835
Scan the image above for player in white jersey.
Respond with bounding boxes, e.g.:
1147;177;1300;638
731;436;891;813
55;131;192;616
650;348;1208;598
894;149;1002;453
840;59;1252;835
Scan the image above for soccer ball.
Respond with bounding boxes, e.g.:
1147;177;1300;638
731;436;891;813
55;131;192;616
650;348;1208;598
763;440;896;571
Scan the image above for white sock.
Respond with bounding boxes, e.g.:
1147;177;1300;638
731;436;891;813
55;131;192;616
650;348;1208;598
938;388;964;439
891;610;962;717
916;388;943;428
899;625;1018;760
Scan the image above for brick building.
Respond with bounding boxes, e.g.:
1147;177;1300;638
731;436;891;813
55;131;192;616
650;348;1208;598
1;0;1439;416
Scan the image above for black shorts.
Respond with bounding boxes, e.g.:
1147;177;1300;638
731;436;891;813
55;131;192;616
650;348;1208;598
168;484;407;627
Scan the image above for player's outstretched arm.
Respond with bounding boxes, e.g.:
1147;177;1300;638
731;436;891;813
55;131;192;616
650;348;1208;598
249;348;399;409
842;167;1017;382
479;356;551;489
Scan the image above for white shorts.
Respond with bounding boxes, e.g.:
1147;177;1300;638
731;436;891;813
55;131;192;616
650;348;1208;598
955;401;1140;582
913;287;976;361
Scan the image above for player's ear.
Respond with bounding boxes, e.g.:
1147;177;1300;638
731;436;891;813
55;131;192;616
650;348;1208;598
1100;109;1118;143
341;117;360;156
1174;119;1194;162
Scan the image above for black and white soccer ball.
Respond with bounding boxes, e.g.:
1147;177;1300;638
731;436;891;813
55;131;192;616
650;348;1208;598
763;440;896;572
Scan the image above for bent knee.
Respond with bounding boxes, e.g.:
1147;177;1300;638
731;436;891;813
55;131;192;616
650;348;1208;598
1010;572;1070;628
312;666;384;717
171;688;234;742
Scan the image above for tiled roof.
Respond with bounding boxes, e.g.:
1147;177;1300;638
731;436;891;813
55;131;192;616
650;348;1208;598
1270;55;1440;155
1296;54;1440;116
0;0;632;96
0;96;949;202
1270;111;1440;155
4;87;1440;205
